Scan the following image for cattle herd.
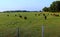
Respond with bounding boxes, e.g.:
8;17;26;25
35;13;59;17
18;15;27;20
6;13;60;20
51;13;59;16
34;13;60;20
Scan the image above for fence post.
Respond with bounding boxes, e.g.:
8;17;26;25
42;25;44;37
17;27;19;37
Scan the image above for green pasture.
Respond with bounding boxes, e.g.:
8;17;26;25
0;12;60;37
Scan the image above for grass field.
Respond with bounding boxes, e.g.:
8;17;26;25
0;12;60;37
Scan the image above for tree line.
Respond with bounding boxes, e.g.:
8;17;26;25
3;10;41;13
42;1;60;12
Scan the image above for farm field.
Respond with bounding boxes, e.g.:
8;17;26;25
0;12;60;37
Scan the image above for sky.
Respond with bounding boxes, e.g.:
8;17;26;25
0;0;55;12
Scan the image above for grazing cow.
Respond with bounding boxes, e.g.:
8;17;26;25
51;14;52;15
7;15;9;16
44;16;47;20
53;14;55;16
15;14;17;16
54;14;59;16
19;15;22;18
35;14;37;16
24;16;27;20
43;14;45;16
42;14;47;20
51;13;59;16
51;13;55;16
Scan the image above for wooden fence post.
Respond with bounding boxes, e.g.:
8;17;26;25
17;27;19;37
42;25;44;37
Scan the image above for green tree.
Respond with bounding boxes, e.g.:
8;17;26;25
42;7;49;12
49;1;60;12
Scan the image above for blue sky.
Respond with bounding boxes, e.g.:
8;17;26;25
0;0;55;11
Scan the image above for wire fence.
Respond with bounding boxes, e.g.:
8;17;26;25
0;25;59;37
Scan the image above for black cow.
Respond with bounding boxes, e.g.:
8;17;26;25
44;16;47;20
24;16;27;20
15;14;17;16
43;14;45;16
7;15;9;16
19;15;22;18
35;14;37;16
54;14;59;16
